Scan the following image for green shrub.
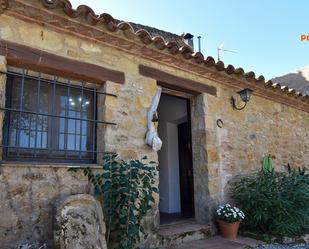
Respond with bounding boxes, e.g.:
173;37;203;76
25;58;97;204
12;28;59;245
70;154;158;249
230;164;309;237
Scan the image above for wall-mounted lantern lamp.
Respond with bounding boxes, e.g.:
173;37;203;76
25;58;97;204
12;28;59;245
231;88;253;110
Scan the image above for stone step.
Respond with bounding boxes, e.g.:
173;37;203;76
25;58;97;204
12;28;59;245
165;236;264;249
158;220;211;247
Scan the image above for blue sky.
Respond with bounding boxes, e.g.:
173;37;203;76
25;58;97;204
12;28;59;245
70;0;309;80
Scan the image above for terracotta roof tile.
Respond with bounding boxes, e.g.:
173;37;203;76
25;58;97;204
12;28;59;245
128;22;187;48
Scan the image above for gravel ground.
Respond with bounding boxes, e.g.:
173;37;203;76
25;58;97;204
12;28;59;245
255;244;309;249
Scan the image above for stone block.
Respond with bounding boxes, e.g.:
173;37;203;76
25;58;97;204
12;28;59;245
208;179;219;196
139;117;148;127
208;166;219;178
19;26;64;52
81;42;102;54
105;109;114;121
205;130;217;145
207;149;219;163
105;95;118;107
64;37;79;48
120;148;138;160
0;25;13;39
144;79;157;94
0;55;6;71
136;95;151;109
0;208;19;229
66;49;79;58
205;116;214;130
54;194;107;249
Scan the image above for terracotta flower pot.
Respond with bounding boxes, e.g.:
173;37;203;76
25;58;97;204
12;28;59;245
217;220;240;240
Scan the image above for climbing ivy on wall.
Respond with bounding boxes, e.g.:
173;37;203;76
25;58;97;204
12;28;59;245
70;154;158;249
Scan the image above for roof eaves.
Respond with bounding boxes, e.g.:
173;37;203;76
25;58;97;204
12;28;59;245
3;0;309;109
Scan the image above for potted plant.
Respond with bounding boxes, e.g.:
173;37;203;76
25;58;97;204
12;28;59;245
215;204;245;240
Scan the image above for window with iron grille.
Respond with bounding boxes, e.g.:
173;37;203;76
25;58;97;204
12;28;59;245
2;69;114;163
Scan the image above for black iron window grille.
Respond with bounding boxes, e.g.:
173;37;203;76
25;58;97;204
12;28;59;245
1;69;117;163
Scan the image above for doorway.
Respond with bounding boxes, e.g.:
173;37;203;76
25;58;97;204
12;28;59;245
157;93;194;225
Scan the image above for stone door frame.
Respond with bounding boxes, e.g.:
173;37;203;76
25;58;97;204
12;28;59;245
190;93;218;224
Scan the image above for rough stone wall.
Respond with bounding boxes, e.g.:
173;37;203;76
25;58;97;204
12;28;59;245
0;15;160;248
190;87;309;224
0;165;91;248
101;78;160;247
203;87;309;203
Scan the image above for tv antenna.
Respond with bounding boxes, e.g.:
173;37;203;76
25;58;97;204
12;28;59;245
217;42;237;61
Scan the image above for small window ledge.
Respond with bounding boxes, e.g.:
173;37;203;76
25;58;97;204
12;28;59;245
0;161;102;169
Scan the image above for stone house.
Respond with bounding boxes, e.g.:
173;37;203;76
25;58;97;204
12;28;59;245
0;0;308;248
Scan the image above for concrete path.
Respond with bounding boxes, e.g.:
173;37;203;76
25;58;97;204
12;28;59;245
164;236;263;249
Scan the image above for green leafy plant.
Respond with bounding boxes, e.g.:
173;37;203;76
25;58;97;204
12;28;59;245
70;154;158;249
262;155;273;173
230;162;309;237
215;204;245;223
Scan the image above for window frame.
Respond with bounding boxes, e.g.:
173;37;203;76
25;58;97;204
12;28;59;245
2;71;99;164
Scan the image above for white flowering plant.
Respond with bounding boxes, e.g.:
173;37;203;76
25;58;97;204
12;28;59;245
215;204;245;223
